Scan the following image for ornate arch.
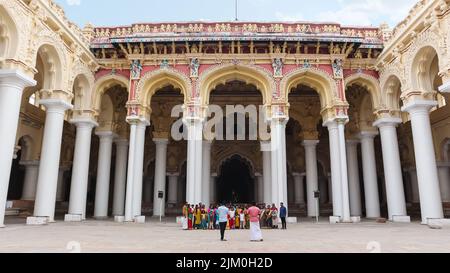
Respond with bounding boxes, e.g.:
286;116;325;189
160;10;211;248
198;63;275;105
406;30;446;91
136;67;191;106
30;30;69;91
345;73;382;110
281;67;338;109
215;152;256;177
0;2;19;60
92;74;129;112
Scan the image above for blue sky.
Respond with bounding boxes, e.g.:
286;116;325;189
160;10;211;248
57;0;418;28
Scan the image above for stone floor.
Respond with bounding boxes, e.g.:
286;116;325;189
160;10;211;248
1;216;450;253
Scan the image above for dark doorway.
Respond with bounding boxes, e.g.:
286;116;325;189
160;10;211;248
217;155;255;203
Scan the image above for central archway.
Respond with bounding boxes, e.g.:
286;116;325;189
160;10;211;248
217;155;255;204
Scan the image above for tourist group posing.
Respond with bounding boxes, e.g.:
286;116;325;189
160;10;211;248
181;202;288;237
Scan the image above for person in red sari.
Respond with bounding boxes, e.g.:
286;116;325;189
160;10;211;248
188;204;194;230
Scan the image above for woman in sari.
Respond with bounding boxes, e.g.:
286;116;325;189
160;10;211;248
201;206;208;230
271;204;279;229
195;205;201;229
235;207;240;229
208;205;215;230
265;205;272;228
187;205;194;230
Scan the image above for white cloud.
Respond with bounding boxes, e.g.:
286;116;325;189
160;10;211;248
67;0;81;6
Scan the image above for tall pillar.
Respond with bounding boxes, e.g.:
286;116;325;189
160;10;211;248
94;131;115;219
337;120;351;223
0;70;36;227
185;118;203;204
261;141;272;205
56;165;70;202
359;131;381;218
202;141;212;206
303;140;319;217
31;99;72;223
256;173;264;203
20;161;40;201
373;118;408;221
402;101;443;223
125;122;137;222
132;121;148;218
153;138;168;217
65;120;96;221
292;173;305;205
437;163;450;202
324;120;342;218
168;173;179;206
408;168;420;203
270;118;288;207
112;139;128;216
346;140;362;217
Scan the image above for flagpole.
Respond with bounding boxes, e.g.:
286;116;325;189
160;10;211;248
235;0;238;21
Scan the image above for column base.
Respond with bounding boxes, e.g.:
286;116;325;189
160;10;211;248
392;215;411;223
26;216;49;225
351;216;361;223
114;216;125;223
0;224;5;228
287;217;298;223
427;219;450;229
64;214;83;222
93;216;109;221
329;216;341;224
134;216;146;224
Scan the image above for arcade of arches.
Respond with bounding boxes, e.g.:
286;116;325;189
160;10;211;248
1;0;450;228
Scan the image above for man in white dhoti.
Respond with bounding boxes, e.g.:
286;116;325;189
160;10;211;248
247;202;263;242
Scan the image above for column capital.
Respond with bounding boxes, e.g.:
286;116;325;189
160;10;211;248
19;160;40;167
373;117;402;128
359;131;379;139
346;139;360;145
302;140;320;147
0;69;36;88
401;99;438;114
39;98;73;112
95;131;117;139
127;116;150;126
114;138;129;146
70;117;98;128
153;138;169;145
260;141;271;152
292;172;306;178
167;172;180;177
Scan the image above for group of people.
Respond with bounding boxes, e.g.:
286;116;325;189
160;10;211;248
181;202;288;242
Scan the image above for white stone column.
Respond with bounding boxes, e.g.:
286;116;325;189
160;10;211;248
324;120;342;218
168;173;179;206
185;118;203;204
256;173;264;203
293;173;305;205
303;140;319;217
408;168;420;203
202;141;212;206
20;161;40;201
112;139;128;216
402;101;443;223
125;122;137;222
359;131;381;218
56;166;70;202
66;120;96;221
261;141;272;205
94;131;115;219
346;140;362;217
132;121;148;218
270;118;288;207
153;138;168;217
437;163;450;202
337;120;351;223
373;118;408;221
0;70;36;227
31;99;72;224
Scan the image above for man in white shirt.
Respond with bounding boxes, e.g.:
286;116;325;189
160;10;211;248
217;203;229;241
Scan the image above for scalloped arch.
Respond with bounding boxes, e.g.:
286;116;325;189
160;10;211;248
345;73;382;110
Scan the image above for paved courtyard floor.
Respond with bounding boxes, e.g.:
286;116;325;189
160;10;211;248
1;216;450;253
